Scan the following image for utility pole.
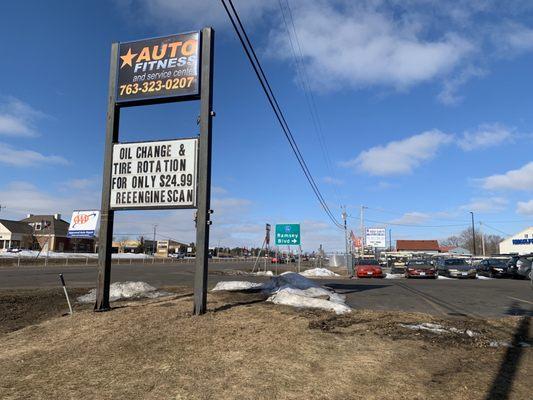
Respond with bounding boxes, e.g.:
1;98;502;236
341;206;349;272
360;205;366;256
479;222;486;256
470;212;476;256
152;224;158;255
389;229;392;251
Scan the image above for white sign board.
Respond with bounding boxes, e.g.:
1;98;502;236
67;210;100;238
110;138;198;209
365;227;386;248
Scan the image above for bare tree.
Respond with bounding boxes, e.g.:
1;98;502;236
443;229;503;255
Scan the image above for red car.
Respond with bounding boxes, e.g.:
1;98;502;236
356;259;384;278
405;260;437;279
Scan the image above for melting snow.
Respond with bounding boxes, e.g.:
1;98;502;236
400;322;479;337
300;268;339;277
211;281;263;291
385;273;404;279
211;272;351;314
476;275;493;280
253;271;274;277
77;281;171;303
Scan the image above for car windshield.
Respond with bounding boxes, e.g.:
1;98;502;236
488;259;506;266
358;260;378;265
444;259;466;266
409;260;430;265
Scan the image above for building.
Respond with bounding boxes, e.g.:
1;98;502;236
0;219;34;250
396;240;440;254
111;239;156;254
21;214;95;252
499;227;533;255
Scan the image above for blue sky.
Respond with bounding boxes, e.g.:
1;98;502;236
1;0;533;251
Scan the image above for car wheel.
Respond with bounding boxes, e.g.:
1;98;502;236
489;271;495;279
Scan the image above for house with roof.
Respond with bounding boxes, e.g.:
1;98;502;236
20;213;95;252
396;240;441;254
0;219;34;250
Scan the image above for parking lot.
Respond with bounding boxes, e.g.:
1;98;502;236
0;261;531;318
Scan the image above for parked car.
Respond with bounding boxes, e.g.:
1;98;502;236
271;257;286;264
477;258;510;278
6;247;21;253
435;258;477;279
515;255;532;280
405;259;437;279
355;259;384;278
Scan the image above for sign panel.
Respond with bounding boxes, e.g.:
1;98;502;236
365;227;386;248
110;138;198;210
275;223;301;246
67;210;100;238
117;32;200;104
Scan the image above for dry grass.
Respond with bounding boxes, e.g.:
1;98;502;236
0;288;531;400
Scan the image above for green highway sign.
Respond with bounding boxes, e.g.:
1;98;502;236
275;223;300;246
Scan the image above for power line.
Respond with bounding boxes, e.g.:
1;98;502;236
479;223;510;237
347;214;469;228
220;0;343;229
276;0;340;201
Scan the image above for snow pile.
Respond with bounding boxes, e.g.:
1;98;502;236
253;271;274;277
211;272;351;314
211;281;263;291
300;268;339;277
437;275;453;280
476;275;493;280
400;323;478;337
77;281;171;303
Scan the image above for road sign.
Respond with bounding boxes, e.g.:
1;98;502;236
110;138;198;210
67;210;100;238
275;223;300;246
365;227;386;248
116;32;200;104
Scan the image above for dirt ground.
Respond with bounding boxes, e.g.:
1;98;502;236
0;288;531;400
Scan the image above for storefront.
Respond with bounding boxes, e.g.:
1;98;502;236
499;227;533;255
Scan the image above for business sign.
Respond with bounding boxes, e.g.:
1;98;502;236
512;238;533;245
110;138;198;210
67;210;100;238
117;32;199;104
275;224;300;245
365;227;386;248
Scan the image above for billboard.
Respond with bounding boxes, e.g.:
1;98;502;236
67;211;100;238
275;224;300;245
365;227;386;248
110;138;198;210
116;32;200;104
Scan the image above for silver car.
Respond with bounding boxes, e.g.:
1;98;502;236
516;256;532;280
436;258;477;279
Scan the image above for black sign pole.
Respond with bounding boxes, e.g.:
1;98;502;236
95;43;120;311
193;27;214;315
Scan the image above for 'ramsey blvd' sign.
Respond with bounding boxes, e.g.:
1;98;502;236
110;138;198;210
117;32;200;104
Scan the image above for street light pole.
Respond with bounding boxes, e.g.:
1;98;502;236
470;212;476;256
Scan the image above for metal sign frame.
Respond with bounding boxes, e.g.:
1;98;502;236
95;27;214;315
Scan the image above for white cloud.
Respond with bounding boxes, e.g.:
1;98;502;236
270;1;473;91
457;123;514;151
499;23;533;53
323;176;343;185
517;200;533;215
437;66;486;105
459;197;508;213
391;212;431;225
212;186;228;195
0;97;46;137
0;182;98;217
62;177;99;190
342;130;452;176
481;162;533;191
114;0;275;30
0;143;68;167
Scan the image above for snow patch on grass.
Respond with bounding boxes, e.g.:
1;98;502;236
211;272;351;315
400;322;479;337
77;281;171;303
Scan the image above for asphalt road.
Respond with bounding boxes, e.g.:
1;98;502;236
1;263;531;318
